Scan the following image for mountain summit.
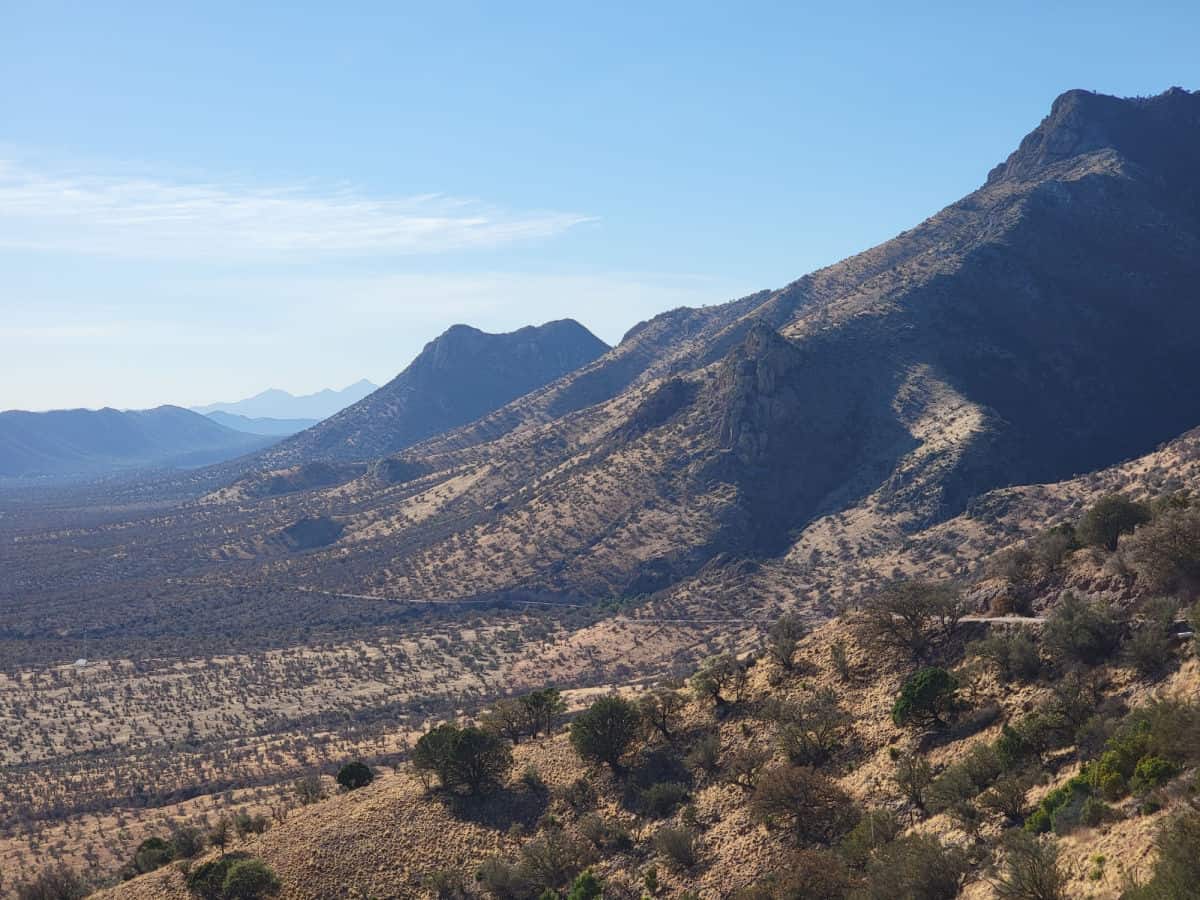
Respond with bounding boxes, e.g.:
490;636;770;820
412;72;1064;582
256;319;609;466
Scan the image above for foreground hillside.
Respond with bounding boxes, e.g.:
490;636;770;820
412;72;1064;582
98;582;1200;899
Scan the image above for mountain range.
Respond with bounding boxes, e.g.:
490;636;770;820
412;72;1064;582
191;379;378;421
207;86;1200;607
0;406;271;479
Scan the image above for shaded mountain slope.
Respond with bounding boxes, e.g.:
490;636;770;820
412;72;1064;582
0;406;271;478
224;87;1200;605
255;320;608;467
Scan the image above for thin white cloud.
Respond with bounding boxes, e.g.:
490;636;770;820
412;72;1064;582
0;160;591;259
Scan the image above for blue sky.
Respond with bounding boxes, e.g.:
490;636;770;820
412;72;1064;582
3;1;1198;410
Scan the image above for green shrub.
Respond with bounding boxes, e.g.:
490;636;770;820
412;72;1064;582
892;667;958;728
517;827;594;893
690;654;748;706
569;695;641;771
968;629;1043;682
1042;594;1124;666
15;865;90;900
1025;775;1092;835
1077;494;1150;551
685;731;721;774
186;854;250;900
838;809;902;869
1123;507;1200;594
335;760;373;791
566;869;603;900
413;724;513;794
221;859;280;900
1131;756;1179;794
653;827;699;870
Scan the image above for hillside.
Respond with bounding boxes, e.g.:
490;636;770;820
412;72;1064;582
253;320;609;467
187;86;1200;609
0;406;271;478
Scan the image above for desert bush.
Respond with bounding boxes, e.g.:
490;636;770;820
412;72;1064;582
423;868;470;899
518;827;595;893
653;826;699;870
829;639;852;682
293;771;324;805
893;750;933;810
993;831;1068;900
413;724;513;794
578;814;632;852
685;731;721;774
233;811;268;838
1121;809;1200;899
127;835;175;877
569;695;641;771
768;848;856;899
186;853;250;900
769;688;853;767
1130;756;1179;794
221;859;280;900
690;654;748;706
750;764;858;845
1025;774;1092;835
837;809;902;869
482;697;529;743
475;857;531;899
892;667;958;728
857;834;967;900
980;774;1031;824
1123;598;1179;678
856;580;966;661
1042;594;1124;666
1123;507;1200;594
968;629;1042;682
565;869;603;900
766;612;808;670
15;865;90;900
638;781;689;819
171;824;206;859
1077;494;1150;551
723;745;770;791
335;760;374;791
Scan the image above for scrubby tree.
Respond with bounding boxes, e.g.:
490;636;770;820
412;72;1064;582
569;695;641;771
1124;508;1200;594
690;654;748;706
750;764;858;845
1077;494;1150;551
1042;594;1124;666
766;612;808;670
893;750;934;810
768;688;853;767
892;667;959;728
481;697;528;743
638;688;686;742
968;628;1042;682
336;760;373;791
522;687;567;738
221;858;281;900
15;865;89;900
413;723;513;795
994;831;1068;900
858;834;967;900
857;581;966;661
1122;809;1200;899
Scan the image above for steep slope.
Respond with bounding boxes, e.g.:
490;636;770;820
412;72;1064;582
255;320;609;467
231;87;1200;605
0;406;271;478
192;379;377;420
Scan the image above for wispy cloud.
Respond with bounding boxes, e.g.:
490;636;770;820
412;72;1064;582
0;160;591;260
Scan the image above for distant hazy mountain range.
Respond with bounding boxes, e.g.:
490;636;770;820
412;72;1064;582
203;411;320;436
192;380;377;421
0;406;272;478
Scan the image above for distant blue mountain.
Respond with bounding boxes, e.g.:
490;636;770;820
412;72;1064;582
192;379;377;421
0;406;273;478
204;410;319;436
